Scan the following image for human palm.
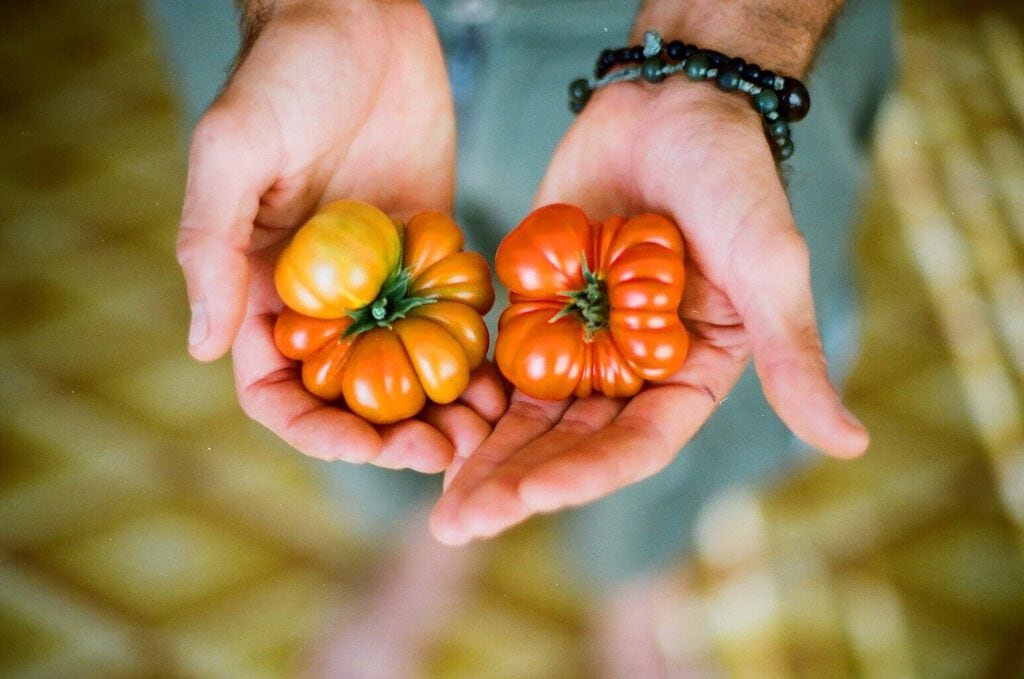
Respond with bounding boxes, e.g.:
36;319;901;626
177;1;505;471
431;83;869;544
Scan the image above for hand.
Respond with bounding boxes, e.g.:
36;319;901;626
176;0;506;471
430;80;869;544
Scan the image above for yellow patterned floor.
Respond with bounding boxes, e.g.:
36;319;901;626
1;1;1023;677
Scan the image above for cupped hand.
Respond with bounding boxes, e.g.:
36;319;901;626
431;81;869;544
176;0;505;471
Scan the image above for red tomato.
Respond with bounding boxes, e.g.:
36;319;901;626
494;204;688;399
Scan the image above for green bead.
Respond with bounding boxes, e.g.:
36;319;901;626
641;57;666;83
715;69;741;92
569;99;586;114
778;139;794;160
754;88;780;114
568;78;591;103
768;118;789;139
685;54;710;81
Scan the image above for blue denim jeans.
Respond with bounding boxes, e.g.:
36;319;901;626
150;0;895;585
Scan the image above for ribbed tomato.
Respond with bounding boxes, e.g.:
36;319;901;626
274;201;494;424
494;203;689;400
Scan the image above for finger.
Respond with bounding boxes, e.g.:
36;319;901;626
729;224;869;459
437;364;509;489
418;402;491;467
519;339;748;512
233;310;382;462
457;362;508;424
177;107;279;362
442;391;621;491
375;419;455;473
429;394;569;545
443;395;625;543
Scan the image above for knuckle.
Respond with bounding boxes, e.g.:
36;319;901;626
506;398;561;428
175;226;204;268
554;415;596;436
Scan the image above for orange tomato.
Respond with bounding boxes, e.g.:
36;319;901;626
274;202;494;424
494;203;689;400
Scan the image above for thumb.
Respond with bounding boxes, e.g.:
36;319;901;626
176;106;277;361
729;215;869;459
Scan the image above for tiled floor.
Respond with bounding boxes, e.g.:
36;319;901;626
1;1;1022;677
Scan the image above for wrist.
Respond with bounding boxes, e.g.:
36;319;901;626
574;30;812;160
631;0;844;77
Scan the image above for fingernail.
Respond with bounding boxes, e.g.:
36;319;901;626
188;302;209;348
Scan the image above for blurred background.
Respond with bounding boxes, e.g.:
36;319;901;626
1;0;1023;677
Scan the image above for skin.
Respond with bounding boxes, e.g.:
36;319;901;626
429;0;869;545
177;0;868;539
176;0;506;472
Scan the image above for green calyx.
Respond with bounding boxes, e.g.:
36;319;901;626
554;252;609;340
343;266;435;337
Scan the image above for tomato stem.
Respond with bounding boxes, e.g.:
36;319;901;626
344;266;435;337
556;252;609;340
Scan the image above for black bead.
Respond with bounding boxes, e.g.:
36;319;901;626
685;53;711;81
599;49;616;67
715;69;741;92
767;118;790;139
730;57;746;71
629;46;645;62
641;57;666;83
614;47;632;63
666;40;685;60
568;78;591;103
777;138;795;160
701;49;729;67
759;69;777;89
778;77;811;121
742;63;762;81
682;44;697;59
569;99;586;114
754;88;780;114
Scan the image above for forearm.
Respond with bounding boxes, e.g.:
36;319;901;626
632;0;845;76
236;0;274;58
235;0;423;62
234;0;354;59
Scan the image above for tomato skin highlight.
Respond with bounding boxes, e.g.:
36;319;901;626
589;331;644;398
275;200;402;319
495;306;586;401
402;212;464;278
273;307;351;360
494;204;689;400
495;203;592;297
408;251;495;314
407;301;489;370
272;201;493;424
342;329;426;424
393;316;469;405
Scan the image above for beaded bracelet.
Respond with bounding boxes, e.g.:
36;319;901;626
568;31;811;160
